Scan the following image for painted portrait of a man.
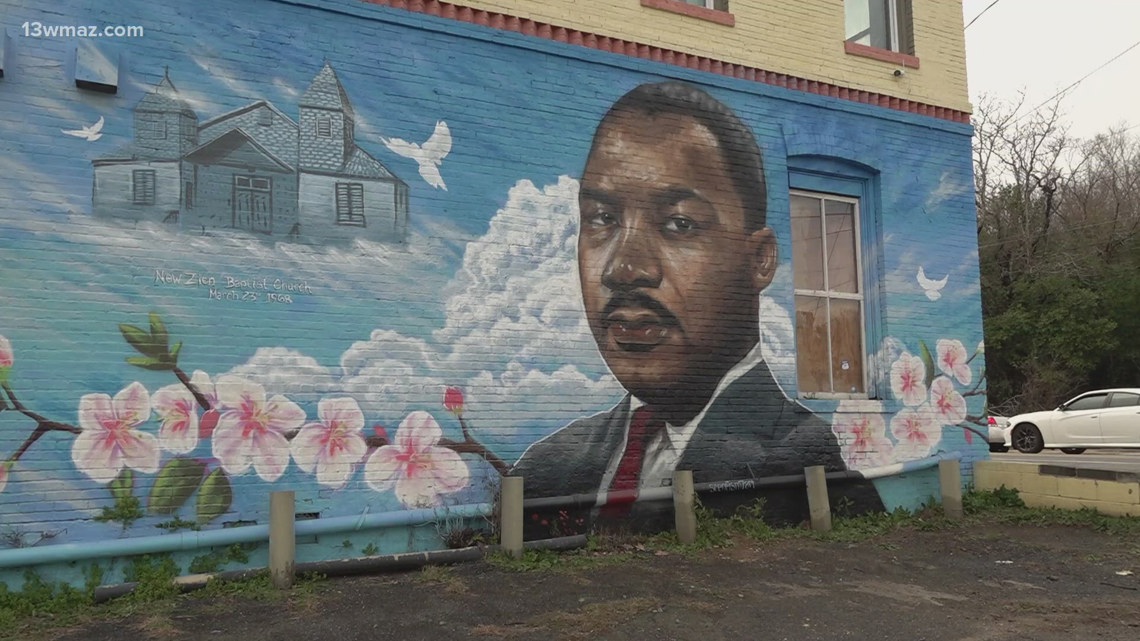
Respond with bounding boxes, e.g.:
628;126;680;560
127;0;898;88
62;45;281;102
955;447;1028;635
511;81;884;532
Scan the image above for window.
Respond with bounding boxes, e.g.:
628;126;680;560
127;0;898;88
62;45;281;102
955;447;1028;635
138;118;167;140
845;0;913;54
316;117;331;137
640;0;734;25
235;175;271;191
677;0;729;9
792;191;866;397
1065;394;1107;411
335;183;366;227
258;109;273;127
184;182;194;208
132;170;156;205
1108;392;1140;408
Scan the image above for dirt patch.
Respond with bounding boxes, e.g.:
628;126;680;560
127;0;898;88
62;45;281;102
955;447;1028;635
25;521;1140;641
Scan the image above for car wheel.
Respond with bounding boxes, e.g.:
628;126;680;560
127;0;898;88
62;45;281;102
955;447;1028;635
989;444;1010;453
1061;448;1087;455
1011;424;1044;454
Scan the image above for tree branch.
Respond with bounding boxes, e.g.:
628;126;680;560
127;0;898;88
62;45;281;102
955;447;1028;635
172;367;212;411
2;383;82;463
439;438;510;475
958;423;990;442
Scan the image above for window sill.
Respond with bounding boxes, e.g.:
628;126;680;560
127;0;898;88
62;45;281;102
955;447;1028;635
844;41;919;69
640;0;735;27
800;392;875;403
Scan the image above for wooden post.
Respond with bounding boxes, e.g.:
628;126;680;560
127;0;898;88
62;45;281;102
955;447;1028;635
500;476;524;559
805;466;831;531
268;491;295;589
940;459;963;520
672;470;697;545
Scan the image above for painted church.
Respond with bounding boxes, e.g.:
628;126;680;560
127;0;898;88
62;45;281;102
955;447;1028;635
91;63;409;245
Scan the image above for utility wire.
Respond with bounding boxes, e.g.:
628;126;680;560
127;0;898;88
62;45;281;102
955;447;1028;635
1012;39;1140;124
965;0;1003;29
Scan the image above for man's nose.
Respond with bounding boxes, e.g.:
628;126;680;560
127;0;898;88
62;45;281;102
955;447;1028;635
601;222;662;291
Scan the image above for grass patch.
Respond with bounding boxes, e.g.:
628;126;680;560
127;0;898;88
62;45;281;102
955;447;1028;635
416;565;470;594
0;559;326;639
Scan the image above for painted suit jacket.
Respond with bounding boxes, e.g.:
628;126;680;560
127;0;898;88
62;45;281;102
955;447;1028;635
510;359;885;532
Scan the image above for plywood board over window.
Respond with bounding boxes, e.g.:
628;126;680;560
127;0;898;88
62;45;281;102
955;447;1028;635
791;191;867;397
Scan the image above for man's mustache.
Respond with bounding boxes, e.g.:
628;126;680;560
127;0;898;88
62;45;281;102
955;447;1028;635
599;291;681;328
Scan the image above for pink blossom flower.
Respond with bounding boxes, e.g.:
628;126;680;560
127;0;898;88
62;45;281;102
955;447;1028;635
929;376;967;425
831;402;894;469
0;335;12;369
72;382;160;483
890;352;928;407
443;386;464;416
211;376;305;482
890;405;942;460
936;339;972;386
291;397;368;487
152;385;200;454
364;410;470;508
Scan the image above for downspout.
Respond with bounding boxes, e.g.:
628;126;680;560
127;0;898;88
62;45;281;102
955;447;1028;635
0;502;494;570
92;534;589;603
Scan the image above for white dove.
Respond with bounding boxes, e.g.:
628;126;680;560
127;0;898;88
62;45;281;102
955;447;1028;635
61;116;105;141
916;266;949;301
381;121;452;190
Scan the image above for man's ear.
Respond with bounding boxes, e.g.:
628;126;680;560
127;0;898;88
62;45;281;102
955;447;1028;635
748;227;778;291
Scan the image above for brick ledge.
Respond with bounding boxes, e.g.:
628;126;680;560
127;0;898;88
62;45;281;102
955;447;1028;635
362;0;971;124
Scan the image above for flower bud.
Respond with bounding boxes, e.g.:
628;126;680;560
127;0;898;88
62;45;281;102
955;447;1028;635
443;386;465;416
199;408;221;438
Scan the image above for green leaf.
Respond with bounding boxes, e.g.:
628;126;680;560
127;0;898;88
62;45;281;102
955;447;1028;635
169;341;183;364
119;323;163;358
196;469;233;525
148;458;207;515
918;340;936;387
109;469;134;502
149;312;170;352
126;356;174;371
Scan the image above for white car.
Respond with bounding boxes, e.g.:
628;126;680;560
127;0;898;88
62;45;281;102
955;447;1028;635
1006;388;1140;454
986;415;1011;452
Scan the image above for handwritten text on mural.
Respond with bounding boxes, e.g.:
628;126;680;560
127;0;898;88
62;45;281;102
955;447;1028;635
153;269;314;304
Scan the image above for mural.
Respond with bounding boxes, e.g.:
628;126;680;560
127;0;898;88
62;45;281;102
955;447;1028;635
0;0;986;575
91;64;409;245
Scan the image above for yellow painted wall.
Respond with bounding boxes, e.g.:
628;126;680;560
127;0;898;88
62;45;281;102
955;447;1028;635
975;462;1140;518
446;0;972;113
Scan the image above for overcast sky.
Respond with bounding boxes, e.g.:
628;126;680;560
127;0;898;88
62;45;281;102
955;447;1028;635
962;0;1139;141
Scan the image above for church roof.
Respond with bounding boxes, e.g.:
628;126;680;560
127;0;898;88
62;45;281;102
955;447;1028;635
136;69;197;118
341;145;399;180
299;63;355;121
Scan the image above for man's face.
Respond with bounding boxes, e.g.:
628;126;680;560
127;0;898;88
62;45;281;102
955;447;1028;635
578;110;776;415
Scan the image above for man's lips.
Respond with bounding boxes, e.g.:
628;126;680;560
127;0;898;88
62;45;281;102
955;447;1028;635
603;308;677;348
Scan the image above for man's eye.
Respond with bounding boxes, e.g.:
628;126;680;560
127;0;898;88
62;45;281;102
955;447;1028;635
665;216;696;233
588;211;618;227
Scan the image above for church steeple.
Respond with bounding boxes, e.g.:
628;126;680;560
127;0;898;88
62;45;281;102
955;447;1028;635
133;70;198;157
298;63;355;171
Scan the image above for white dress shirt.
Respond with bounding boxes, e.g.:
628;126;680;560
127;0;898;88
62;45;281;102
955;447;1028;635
596;342;767;499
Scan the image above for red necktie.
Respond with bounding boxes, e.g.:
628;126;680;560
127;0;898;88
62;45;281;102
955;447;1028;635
601;406;664;518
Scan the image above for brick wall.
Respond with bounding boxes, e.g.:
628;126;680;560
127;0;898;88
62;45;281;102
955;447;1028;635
416;0;972;112
0;0;985;585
